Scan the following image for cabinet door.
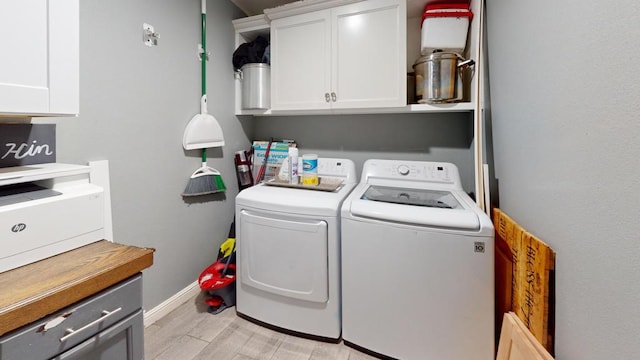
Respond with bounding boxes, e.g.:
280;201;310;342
332;0;406;109
0;0;78;116
270;10;332;111
52;310;144;360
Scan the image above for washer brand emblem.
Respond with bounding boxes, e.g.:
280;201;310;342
11;223;27;233
474;241;485;253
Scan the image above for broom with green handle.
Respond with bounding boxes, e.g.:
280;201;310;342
182;0;226;196
182;148;227;197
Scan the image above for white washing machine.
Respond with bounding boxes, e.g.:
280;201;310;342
235;158;356;340
341;159;494;360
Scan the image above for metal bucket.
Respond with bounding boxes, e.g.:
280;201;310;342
413;52;474;104
239;63;270;110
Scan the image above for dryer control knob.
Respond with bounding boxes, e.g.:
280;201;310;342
398;165;410;175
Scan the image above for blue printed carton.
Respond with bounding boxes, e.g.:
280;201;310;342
251;140;295;182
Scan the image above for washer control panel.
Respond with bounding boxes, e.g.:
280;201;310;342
394;163;453;183
364;159;460;186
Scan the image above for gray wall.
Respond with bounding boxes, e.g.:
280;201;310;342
252;113;477;193
486;1;640;358
37;0;248;310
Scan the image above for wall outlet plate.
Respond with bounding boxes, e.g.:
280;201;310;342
143;23;159;47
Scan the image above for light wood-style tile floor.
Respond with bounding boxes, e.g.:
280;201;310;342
144;292;380;360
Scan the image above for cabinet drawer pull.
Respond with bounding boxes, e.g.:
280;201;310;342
331;92;337;102
325;93;331;102
59;307;123;342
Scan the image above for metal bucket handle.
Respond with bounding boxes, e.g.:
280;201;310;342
457;57;476;95
457;57;475;76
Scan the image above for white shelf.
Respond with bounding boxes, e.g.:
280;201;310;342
236;102;474;116
0;163;90;187
407;102;475;112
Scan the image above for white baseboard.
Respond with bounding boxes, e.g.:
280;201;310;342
143;280;201;327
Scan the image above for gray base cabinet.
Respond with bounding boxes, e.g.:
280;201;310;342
53;310;143;360
0;274;144;360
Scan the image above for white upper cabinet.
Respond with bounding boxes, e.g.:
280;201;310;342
331;0;406;109
270;0;406;111
270;10;332;111
0;0;79;117
234;0;481;115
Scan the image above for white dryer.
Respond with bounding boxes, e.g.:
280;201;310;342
235;158;356;340
341;159;494;360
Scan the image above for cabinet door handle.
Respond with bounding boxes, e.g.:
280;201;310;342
331;92;337;102
59;307;123;342
325;93;331;102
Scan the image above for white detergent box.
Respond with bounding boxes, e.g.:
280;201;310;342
252;140;295;182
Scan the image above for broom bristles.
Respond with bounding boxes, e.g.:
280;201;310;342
182;173;226;197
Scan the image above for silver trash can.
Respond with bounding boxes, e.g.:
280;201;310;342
239;63;270;110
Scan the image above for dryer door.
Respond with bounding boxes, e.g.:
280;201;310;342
238;210;329;303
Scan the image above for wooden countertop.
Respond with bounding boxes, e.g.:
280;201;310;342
0;240;154;336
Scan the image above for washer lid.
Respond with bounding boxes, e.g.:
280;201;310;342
361;185;463;209
349;186;479;230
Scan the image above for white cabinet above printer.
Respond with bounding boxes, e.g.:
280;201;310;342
0;0;79;117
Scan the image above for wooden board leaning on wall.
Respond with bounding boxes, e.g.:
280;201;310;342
497;312;554;360
493;208;556;355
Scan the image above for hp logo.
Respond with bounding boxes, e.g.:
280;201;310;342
474;241;485;253
11;223;27;233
